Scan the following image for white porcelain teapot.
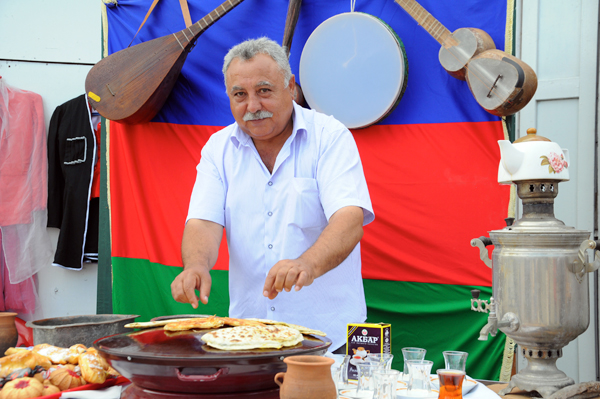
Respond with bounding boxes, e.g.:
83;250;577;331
498;128;570;184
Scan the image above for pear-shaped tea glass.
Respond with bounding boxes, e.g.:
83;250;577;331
401;347;426;380
406;359;434;397
345;361;385;398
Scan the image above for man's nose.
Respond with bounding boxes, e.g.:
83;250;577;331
247;93;262;113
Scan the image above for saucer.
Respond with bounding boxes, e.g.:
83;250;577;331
396;387;439;399
339;385;439;399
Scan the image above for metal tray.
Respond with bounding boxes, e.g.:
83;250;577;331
26;314;139;348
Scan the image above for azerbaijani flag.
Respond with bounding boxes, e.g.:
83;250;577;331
105;0;511;379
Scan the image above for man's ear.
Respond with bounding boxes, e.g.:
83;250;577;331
288;75;296;98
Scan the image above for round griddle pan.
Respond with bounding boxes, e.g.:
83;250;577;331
94;327;331;394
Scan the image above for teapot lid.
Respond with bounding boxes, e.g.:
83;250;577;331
514;128;551;143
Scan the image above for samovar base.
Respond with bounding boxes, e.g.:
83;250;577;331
499;349;574;398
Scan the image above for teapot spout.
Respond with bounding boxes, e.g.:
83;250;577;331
498;140;525;175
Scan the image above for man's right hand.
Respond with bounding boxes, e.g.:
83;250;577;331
173;218;223;308
171;266;212;308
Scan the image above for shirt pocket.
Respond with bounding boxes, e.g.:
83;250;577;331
291;177;327;230
64;136;87;165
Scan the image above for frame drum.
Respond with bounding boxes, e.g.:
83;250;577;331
299;12;408;129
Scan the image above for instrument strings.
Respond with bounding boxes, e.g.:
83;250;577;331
447;44;505;103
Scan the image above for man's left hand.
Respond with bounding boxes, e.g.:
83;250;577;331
263;258;316;299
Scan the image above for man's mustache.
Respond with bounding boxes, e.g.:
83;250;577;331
243;110;274;121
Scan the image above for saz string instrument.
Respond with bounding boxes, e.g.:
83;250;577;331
85;0;245;124
394;0;537;117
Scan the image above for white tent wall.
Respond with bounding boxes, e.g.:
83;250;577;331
0;0;598;383
0;0;101;320
516;0;600;383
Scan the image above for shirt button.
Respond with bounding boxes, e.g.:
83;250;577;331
268;211;273;216
268;244;273;249
268;181;273;186
271;307;275;311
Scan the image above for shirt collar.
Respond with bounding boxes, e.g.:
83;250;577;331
230;101;307;148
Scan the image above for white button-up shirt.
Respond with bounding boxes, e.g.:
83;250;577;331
187;102;375;350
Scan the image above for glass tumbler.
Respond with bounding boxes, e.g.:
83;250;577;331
442;351;468;373
337;355;353;391
437;369;466;399
366;353;394;370
373;369;400;399
406;359;434;397
401;347;426;380
346;361;385;398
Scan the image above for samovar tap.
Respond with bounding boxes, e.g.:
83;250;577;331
472;293;520;341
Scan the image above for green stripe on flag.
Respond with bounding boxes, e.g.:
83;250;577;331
112;257;230;320
112;258;504;380
364;279;504;380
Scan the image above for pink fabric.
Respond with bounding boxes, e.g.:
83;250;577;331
0;82;46;225
0;79;50;308
0;231;37;314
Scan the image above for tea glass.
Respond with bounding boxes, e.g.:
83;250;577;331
401;347;426;380
345;361;385;398
442;351;468;372
373;369;400;399
332;355;353;391
437;369;466;399
406;359;434;397
366;353;394;370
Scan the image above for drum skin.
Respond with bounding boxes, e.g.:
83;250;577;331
94;328;331;394
300;12;408;129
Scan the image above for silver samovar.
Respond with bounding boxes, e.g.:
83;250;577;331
470;128;600;398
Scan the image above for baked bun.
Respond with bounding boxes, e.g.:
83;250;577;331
78;349;107;384
0;351;52;378
0;377;43;399
48;365;86;391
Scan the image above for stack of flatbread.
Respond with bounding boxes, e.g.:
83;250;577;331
125;315;326;351
201;325;303;350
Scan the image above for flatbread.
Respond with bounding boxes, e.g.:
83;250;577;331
218;317;266;327
201;325;304;350
164;316;225;331
246;318;327;337
125;318;199;329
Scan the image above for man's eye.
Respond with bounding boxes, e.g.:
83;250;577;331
233;92;245;97
259;88;271;94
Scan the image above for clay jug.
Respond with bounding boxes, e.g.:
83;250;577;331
275;355;336;399
0;312;18;354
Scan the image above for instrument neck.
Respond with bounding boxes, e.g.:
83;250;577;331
179;0;245;47
282;0;303;56
394;0;453;46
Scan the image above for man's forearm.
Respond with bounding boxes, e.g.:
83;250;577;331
181;219;224;271
298;206;364;277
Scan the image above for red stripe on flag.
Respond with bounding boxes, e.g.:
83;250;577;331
110;121;230;271
354;121;508;286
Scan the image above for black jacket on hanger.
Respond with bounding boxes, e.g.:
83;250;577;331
47;94;99;270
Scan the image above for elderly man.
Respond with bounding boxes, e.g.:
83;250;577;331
171;37;374;351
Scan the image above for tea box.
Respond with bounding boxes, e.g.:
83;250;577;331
346;322;392;381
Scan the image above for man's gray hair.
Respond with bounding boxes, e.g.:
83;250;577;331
222;37;293;88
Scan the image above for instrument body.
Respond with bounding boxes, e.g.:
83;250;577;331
394;0;537;117
438;27;495;81
85;0;244;124
466;49;538;117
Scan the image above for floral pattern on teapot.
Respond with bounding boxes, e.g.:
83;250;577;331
540;152;569;174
